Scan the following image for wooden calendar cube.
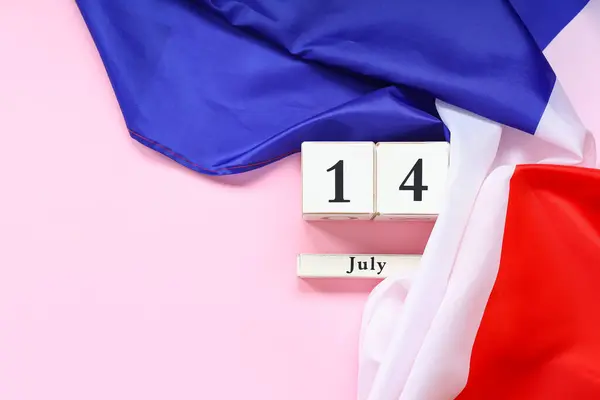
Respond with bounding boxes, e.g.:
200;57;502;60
375;142;449;220
302;142;375;220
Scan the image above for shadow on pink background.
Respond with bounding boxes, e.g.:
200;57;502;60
1;2;599;399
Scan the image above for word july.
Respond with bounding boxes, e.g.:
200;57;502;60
346;256;387;275
297;254;420;279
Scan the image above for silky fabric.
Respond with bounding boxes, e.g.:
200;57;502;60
76;0;557;175
458;164;600;399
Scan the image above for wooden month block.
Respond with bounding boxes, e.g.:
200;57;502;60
375;142;450;220
297;254;420;278
301;142;375;220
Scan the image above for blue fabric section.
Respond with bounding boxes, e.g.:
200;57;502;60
508;0;589;50
76;0;555;175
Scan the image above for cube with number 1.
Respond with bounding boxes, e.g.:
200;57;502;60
301;142;375;220
375;142;450;220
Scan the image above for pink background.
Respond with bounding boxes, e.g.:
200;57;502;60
1;2;599;400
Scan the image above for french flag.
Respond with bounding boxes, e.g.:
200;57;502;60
359;2;600;399
76;0;600;398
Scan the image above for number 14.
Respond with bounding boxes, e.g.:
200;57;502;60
327;158;428;202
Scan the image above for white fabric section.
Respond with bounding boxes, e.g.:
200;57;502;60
358;80;595;400
358;104;503;400
535;82;589;163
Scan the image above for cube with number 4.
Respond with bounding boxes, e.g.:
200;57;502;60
302;142;375;220
375;142;450;220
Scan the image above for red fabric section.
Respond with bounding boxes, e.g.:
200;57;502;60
458;164;600;399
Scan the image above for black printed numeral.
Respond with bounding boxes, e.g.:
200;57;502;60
327;160;350;203
399;159;428;201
